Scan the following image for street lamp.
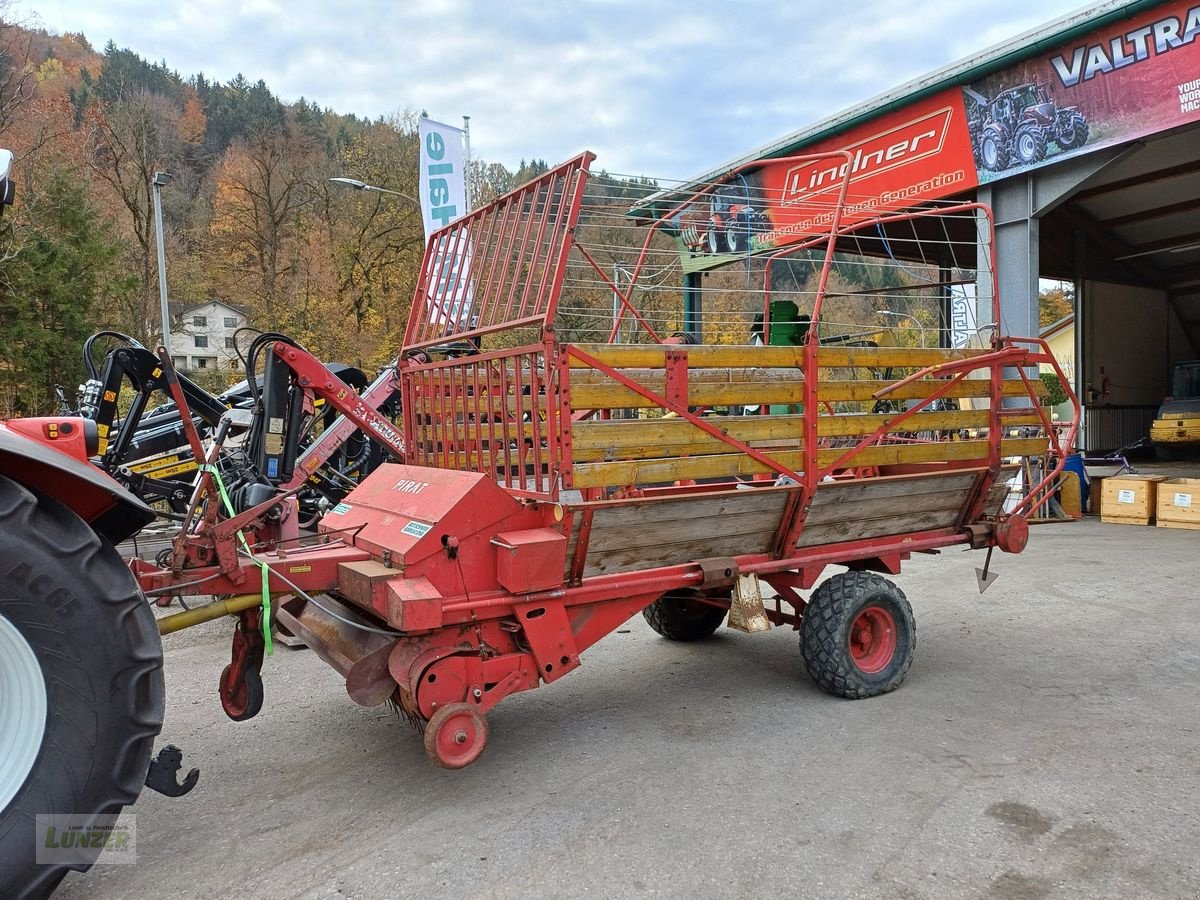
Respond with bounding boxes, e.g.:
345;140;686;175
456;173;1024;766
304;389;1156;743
877;310;926;348
328;177;418;206
151;171;173;350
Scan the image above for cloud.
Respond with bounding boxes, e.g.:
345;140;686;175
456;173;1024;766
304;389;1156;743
16;0;1085;178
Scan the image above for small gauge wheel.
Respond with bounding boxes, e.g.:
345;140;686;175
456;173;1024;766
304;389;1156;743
219;663;264;721
423;702;489;769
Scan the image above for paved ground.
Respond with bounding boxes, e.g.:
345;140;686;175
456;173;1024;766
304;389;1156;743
59;517;1199;899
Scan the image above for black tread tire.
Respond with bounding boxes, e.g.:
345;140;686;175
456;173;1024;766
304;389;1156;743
1014;123;1046;165
706;227;720;255
0;475;164;899
1058;117;1089;150
981;129;1009;171
800;571;915;699
642;589;727;641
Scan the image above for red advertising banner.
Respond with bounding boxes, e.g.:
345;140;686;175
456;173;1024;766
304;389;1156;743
675;90;977;273
676;0;1200;273
965;0;1200;183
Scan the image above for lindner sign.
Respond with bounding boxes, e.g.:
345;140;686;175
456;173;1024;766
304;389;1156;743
676;0;1200;273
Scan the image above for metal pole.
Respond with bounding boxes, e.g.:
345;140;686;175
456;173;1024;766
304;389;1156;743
462;115;473;211
683;271;702;344
612;263;621;344
152;175;171;349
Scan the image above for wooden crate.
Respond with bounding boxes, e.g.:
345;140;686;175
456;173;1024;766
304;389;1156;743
1157;477;1200;530
1100;474;1167;525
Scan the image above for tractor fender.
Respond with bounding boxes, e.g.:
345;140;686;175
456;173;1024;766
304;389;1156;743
0;420;155;543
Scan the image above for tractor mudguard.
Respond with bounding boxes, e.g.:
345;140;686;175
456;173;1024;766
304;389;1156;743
0;421;155;543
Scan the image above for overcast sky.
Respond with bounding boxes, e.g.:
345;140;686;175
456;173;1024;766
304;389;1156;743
17;0;1094;179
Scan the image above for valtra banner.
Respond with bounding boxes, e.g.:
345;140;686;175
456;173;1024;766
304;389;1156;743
676;0;1200;273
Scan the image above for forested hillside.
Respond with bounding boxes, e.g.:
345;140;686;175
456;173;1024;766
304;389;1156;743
0;15;606;414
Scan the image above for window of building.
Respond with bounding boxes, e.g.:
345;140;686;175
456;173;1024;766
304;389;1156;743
193;315;207;327
223;316;238;327
225;337;236;349
194;335;209;348
196;357;209;369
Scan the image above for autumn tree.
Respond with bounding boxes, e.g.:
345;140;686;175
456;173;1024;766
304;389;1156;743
0;165;134;414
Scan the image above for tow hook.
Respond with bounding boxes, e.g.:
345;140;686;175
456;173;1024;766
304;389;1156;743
145;744;200;798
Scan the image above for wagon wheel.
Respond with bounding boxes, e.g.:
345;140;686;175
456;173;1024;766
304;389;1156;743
424;702;489;769
643;588;728;641
799;571;915;699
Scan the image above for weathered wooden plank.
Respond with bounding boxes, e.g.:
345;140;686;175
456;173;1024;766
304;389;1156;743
802;487;969;527
569;438;1049;488
805;469;981;504
580;533;779;578
985;479;1011;515
585;507;785;554
567;343;987;369
566;487;790;528
797;508;961;548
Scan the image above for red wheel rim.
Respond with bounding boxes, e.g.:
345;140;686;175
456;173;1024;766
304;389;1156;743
429;706;487;769
848;606;897;675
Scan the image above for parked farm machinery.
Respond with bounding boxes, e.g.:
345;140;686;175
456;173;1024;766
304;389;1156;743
0;148;1077;895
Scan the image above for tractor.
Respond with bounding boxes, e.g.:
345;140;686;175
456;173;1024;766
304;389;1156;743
677;183;772;255
964;82;1089;172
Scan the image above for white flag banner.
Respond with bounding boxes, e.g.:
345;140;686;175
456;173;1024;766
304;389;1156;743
418;116;473;331
418;117;466;240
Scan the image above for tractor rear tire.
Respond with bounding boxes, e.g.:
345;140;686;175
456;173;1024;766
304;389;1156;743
800;571;914;699
643;589;728;641
0;475;164;899
1057;117;1089;150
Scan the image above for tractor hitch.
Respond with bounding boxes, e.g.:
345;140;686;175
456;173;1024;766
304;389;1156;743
145;744;200;798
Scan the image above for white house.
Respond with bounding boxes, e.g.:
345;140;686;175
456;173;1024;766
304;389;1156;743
168;300;251;374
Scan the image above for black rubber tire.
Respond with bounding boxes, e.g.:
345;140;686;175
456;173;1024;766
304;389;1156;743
981;129;1009;171
706;227;721;255
725;222;742;253
1057;116;1089;150
0;475;164;899
642;589;728;641
800;571;915;699
1013;123;1046;165
219;664;264;721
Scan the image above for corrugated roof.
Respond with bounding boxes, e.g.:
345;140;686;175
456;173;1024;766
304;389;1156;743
630;0;1163;219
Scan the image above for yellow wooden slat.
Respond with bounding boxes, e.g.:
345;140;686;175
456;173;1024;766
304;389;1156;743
571;409;1039;451
566;412;1046;460
568;437;1049;488
566;343;988;369
568;378;1043;410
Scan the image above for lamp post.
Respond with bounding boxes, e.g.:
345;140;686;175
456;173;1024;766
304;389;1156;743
878;310;926;348
328;177;418;206
151;171;173;349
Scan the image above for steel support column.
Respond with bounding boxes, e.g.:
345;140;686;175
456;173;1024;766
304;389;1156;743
683;270;702;343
